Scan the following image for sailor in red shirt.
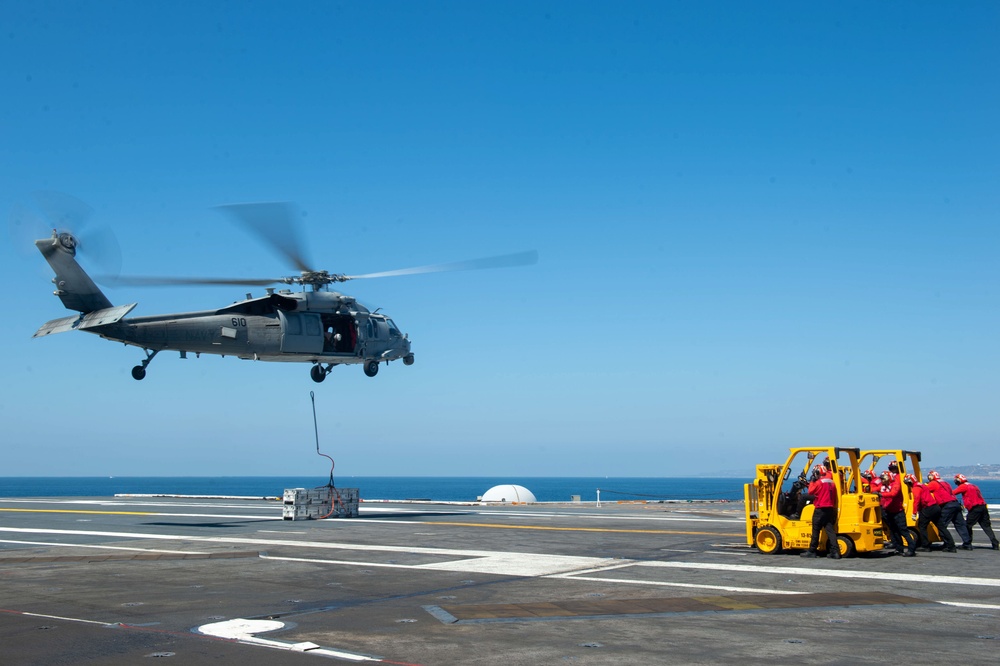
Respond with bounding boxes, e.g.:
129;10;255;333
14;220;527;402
801;465;840;559
876;470;915;556
953;474;999;550
860;470;875;494
926;470;972;550
906;473;956;552
819;460;834;479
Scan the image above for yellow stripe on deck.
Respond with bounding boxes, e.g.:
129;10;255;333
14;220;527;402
0;508;155;516
426;521;742;537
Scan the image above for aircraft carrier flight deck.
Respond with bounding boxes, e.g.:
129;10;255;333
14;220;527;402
1;495;998;665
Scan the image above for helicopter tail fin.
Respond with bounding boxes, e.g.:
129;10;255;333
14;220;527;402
35;232;113;314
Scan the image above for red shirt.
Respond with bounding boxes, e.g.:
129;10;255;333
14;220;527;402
953;482;987;509
926;480;957;505
911;483;933;512
808;477;838;509
878;476;904;513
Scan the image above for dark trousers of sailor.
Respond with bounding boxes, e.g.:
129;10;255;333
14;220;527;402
966;505;999;546
808;506;838;553
918;505;955;549
884;509;914;554
939;501;972;545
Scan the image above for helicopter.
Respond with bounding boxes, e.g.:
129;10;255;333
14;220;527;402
31;200;537;382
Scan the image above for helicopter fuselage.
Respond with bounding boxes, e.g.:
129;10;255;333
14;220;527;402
33;231;413;381
97;292;411;365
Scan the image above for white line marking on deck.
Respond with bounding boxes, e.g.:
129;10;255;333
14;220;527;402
258;530;307;534
0;610;117;626
937;601;1000;610
198;618;382;661
260;555;417;570
634;561;1000;587
418;552;614;576
549;574;804;595
0;539;205;555
3;526;1000;590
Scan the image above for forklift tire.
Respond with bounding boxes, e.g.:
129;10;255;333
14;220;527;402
908;527;921;550
754;526;782;554
836;535;856;558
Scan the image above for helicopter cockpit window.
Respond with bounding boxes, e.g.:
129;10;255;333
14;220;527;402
387;319;401;337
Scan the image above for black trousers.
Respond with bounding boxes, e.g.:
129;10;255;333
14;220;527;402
966;505;998;546
884;509;914;553
917;505;955;549
940;501;971;545
809;507;838;553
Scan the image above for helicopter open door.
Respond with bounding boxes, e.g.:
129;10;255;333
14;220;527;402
321;314;357;353
277;311;324;354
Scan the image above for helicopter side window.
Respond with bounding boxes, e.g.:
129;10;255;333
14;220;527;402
285;315;302;335
366;320;374;339
387;319;401;337
304;315;321;337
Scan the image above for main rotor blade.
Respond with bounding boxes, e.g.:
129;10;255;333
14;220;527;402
215;202;313;273
104;275;283;287
8;203;49;259
345;250;539;280
76;225;123;280
33;190;94;231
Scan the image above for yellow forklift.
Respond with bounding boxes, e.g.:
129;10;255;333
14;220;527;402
856;449;940;546
745;446;884;557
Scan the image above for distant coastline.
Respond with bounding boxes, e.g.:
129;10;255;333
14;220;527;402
930;464;1000;479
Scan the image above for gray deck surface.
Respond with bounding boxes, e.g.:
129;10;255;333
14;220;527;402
2;496;998;664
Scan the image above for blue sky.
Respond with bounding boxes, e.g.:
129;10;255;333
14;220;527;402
1;2;997;477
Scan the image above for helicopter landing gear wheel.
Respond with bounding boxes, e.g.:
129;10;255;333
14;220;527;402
130;349;159;381
364;360;379;377
310;365;327;383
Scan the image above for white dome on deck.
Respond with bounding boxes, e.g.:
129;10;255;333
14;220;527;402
481;484;536;503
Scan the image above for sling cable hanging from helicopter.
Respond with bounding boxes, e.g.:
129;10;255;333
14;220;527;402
310;390;345;519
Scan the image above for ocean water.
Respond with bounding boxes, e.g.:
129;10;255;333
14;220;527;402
0;477;749;502
2;477;999;503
